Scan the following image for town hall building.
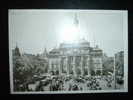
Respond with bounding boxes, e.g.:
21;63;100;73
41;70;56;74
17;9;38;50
47;13;103;76
47;40;103;76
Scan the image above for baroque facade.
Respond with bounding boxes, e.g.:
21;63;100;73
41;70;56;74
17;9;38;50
46;14;103;76
47;40;103;76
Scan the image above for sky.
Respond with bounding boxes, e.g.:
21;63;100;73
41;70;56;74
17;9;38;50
9;10;128;56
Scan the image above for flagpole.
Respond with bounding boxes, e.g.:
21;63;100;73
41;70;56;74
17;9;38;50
114;55;116;89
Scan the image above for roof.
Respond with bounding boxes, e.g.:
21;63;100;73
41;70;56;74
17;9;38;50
78;38;89;44
49;48;60;53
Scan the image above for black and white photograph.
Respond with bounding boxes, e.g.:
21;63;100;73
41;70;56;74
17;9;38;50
9;10;128;94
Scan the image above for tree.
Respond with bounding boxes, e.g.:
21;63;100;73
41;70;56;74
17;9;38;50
13;54;36;91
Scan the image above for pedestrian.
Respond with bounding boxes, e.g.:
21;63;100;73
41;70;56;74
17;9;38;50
68;83;72;91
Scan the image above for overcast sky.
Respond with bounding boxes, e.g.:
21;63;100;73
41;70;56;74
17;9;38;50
9;10;127;56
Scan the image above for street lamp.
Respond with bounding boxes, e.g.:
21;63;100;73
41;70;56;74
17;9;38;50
114;55;116;89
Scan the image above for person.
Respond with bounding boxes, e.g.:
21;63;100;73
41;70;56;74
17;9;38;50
72;84;79;91
35;81;43;91
68;83;72;91
80;87;83;91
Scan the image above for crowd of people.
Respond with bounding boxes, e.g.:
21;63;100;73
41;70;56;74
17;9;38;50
22;74;120;92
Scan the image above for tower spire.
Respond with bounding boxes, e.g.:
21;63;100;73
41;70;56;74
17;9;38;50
14;42;21;56
74;13;79;27
16;42;18;48
43;47;47;55
42;46;48;59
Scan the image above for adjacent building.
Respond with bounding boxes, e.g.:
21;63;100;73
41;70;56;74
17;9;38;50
115;51;124;77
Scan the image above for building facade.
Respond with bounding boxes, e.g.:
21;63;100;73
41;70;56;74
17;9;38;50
115;51;124;77
47;39;103;76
